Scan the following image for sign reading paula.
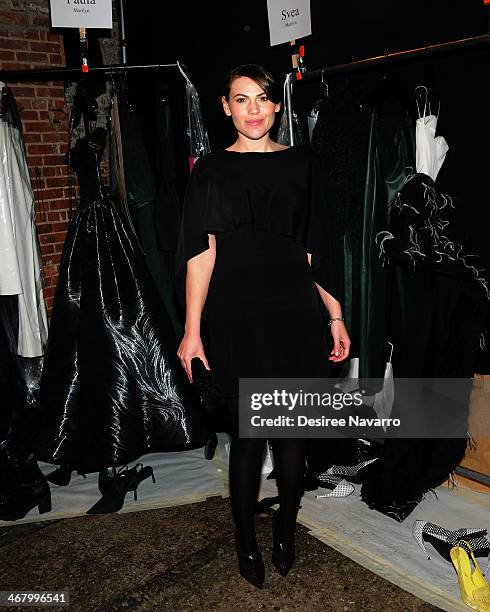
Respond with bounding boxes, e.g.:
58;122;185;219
50;0;113;28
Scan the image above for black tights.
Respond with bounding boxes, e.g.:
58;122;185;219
229;436;306;552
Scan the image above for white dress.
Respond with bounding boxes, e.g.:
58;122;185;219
415;90;449;181
0;82;48;357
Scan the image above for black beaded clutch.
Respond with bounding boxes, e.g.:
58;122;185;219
190;357;225;413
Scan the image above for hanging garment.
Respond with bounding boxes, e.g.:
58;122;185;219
153;83;183;252
309;78;487;516
359;111;415;379
307;73;329;143
414;87;490;375
415;113;449;181
177;62;211;172
311;78;416;377
310;85;371;351
361;166;489;521
35;128;210;473
0;293;43;458
307;107;319;142
415;89;449;182
152;85;185;336
112;90;183;337
0;83;48;358
358;94;488;521
308;82;408;480
277;74;305;147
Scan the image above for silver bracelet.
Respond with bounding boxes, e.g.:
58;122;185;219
328;317;344;326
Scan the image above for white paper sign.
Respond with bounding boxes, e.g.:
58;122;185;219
267;0;311;46
50;0;113;29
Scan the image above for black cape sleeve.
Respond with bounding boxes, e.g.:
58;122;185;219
175;156;211;309
175;149;344;313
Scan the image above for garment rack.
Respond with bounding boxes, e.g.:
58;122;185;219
292;32;489;82
0;62;186;83
289;31;490;493
283;32;489;144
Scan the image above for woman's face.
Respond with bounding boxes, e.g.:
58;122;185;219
221;76;281;141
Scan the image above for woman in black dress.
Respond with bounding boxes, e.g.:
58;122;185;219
176;65;350;588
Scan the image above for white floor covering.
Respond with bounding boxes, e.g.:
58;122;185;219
2;433;489;612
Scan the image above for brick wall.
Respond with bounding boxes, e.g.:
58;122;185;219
0;0;120;315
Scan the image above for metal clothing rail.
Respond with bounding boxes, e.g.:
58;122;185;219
283;32;489;144
0;62;185;83
293;32;489;82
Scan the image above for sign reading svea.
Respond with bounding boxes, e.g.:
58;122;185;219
267;0;311;46
50;0;112;28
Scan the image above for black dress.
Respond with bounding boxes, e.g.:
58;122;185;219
360;171;489;521
176;146;342;412
35;128;210;473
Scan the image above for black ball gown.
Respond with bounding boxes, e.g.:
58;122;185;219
360;171;489;521
35;128;210;473
176;147;343;424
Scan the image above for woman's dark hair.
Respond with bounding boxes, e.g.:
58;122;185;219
222;64;281;104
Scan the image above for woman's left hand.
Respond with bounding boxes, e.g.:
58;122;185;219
329;320;351;362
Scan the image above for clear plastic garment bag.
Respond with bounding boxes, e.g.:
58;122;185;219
0;82;47;358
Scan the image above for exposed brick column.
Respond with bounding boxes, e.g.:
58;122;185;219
0;0;69;314
19;83;69;315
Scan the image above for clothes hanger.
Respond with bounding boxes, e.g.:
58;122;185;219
414;84;440;121
359;54;412;113
415;84;430;119
0;85;22;129
117;70;136;113
320;68;329;101
0;85;10;119
65;81;99;218
309;68;329;117
70;81;98;133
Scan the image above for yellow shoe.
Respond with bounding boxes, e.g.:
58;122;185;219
450;540;490;611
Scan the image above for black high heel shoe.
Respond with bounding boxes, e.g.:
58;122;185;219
236;544;265;589
98;463;156;500
87;465;132;514
97;467;116;496
89;464;156;514
272;511;296;577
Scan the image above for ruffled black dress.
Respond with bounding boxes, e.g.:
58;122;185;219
176;146;342;408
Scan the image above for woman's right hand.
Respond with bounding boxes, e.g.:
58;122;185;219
177;332;210;383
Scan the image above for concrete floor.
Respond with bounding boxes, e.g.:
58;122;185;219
0;496;440;611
